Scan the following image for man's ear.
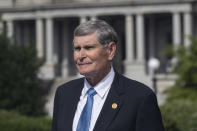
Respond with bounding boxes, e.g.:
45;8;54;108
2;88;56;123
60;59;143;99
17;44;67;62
107;42;116;61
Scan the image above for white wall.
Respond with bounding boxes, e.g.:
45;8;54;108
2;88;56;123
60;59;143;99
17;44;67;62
0;0;12;8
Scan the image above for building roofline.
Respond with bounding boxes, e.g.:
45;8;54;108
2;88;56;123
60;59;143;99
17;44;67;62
0;0;196;13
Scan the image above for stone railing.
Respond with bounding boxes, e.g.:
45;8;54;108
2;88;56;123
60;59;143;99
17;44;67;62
14;0;51;6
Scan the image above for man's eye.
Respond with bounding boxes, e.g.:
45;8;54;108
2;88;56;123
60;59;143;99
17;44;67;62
85;46;94;50
74;47;81;51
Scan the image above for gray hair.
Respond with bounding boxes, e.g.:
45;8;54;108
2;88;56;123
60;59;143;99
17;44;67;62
74;20;118;46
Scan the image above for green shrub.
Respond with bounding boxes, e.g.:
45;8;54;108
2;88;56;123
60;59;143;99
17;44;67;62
161;87;197;131
0;109;51;131
0;33;47;116
166;87;197;101
161;111;180;131
163;36;197;88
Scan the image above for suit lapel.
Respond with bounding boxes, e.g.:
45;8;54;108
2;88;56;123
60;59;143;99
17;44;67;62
94;73;124;131
64;78;84;130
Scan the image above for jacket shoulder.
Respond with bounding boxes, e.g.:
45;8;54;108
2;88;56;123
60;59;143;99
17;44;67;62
117;73;154;96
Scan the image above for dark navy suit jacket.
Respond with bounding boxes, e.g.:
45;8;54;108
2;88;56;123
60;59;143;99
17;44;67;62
52;72;165;131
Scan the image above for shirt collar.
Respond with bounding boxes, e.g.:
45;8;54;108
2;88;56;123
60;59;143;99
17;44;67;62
82;67;115;99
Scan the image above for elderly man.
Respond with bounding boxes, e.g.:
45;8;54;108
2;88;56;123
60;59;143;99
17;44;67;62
52;20;164;131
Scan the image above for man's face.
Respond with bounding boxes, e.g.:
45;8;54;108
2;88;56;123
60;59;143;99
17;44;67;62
73;31;115;78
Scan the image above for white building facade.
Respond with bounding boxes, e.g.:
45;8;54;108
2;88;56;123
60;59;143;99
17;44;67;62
0;0;197;86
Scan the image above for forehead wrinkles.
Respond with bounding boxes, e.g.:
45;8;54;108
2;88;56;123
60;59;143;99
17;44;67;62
73;32;99;45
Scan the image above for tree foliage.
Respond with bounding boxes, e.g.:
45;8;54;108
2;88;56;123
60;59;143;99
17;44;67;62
0;109;51;131
175;37;197;88
164;36;197;88
0;33;46;116
160;87;197;131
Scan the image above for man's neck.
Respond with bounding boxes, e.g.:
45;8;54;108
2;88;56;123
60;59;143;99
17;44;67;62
86;66;111;87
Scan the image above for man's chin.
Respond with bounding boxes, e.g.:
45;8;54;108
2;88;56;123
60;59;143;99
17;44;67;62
78;71;90;76
78;71;95;77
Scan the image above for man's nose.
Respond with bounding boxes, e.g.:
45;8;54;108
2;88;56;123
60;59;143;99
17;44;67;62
78;49;86;59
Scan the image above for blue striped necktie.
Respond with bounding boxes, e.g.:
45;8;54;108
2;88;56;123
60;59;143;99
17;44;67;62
77;88;97;131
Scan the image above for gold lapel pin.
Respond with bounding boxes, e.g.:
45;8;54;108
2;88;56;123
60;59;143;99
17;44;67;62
112;103;117;109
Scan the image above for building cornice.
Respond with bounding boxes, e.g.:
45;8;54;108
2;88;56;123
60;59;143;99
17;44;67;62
0;0;195;21
0;0;196;13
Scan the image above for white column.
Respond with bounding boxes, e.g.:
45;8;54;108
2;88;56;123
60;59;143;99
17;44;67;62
46;17;54;65
0;21;3;34
6;20;14;39
125;14;134;61
183;12;192;47
62;22;69;77
124;14;151;87
173;12;181;50
136;14;145;62
90;16;97;21
36;18;44;58
80;16;87;23
39;17;55;79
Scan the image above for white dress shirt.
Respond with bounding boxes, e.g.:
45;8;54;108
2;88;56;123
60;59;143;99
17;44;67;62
72;67;115;131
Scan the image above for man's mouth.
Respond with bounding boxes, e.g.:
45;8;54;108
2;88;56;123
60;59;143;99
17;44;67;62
77;62;91;65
